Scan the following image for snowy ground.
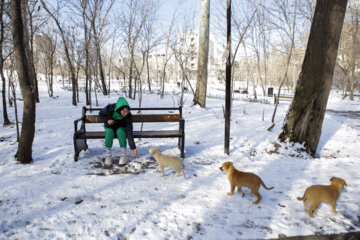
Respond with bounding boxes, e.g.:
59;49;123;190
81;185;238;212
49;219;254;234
1;82;360;240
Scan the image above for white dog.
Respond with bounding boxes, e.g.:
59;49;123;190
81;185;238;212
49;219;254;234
149;148;185;178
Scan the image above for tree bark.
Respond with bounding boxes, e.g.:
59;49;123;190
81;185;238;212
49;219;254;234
25;2;39;103
279;0;348;155
1;0;11;126
349;8;359;101
11;0;36;164
193;0;210;108
146;53;151;91
81;0;91;105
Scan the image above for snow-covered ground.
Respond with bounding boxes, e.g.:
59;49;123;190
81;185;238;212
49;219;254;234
1;82;359;240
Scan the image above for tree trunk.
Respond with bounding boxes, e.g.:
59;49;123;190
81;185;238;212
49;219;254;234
25;2;39;103
10;81;19;141
193;0;210;108
81;1;90;105
91;19;107;96
349;8;359;101
11;0;36;164
128;59;133;99
1;0;11;125
161;64;166;98
279;0;348;155
146;53;151;91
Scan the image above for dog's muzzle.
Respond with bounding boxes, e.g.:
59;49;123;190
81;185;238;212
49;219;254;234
220;167;223;171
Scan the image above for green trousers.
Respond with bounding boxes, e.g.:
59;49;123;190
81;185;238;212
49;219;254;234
104;126;127;148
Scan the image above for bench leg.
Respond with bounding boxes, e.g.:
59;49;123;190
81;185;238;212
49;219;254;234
73;136;87;162
74;152;79;162
178;136;185;158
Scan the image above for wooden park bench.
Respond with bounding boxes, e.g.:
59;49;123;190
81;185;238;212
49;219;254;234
273;94;293;104
73;106;185;161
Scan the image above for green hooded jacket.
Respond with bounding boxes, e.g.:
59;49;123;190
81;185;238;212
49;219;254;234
98;97;136;149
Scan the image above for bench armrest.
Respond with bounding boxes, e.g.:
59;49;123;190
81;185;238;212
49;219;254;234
74;117;84;134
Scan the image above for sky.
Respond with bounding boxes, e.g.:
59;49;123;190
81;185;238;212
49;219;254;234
1;78;360;239
159;0;200;22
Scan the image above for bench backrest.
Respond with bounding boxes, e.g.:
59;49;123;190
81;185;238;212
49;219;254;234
82;106;182;124
85;114;181;123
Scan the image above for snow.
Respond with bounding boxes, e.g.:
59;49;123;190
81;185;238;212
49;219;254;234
1;82;360;240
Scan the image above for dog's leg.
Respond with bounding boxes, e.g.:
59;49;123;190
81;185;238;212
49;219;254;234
228;184;235;196
173;167;181;178
303;199;310;211
313;203;321;214
180;169;186;179
252;191;262;204
331;202;338;214
307;201;317;218
160;166;165;177
237;187;245;197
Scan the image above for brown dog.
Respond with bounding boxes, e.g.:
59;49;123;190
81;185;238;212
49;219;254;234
297;177;347;218
220;161;274;204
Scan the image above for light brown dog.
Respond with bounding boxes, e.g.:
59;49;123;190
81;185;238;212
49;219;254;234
297;177;347;218
220;161;274;204
149;148;185;178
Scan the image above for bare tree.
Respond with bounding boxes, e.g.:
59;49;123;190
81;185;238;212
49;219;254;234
5;55;20;140
77;0;92;105
142;5;162;92
266;0;298;127
37;29;56;97
248;7;269;96
40;0;78;106
213;0;256;98
171;28;197;105
26;0;41;103
348;1;359;100
193;0;210;108
298;0;315;23
120;0;152;99
87;0;115;96
242;41;257;99
11;0;36;164
279;0;348;156
1;0;11;125
158;24;175;98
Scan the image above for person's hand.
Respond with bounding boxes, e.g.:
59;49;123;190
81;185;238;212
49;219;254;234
107;119;115;125
131;149;137;156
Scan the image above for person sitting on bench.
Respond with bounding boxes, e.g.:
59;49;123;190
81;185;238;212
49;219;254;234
99;97;138;166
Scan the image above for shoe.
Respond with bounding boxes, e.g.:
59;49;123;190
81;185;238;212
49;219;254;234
119;152;128;166
104;152;112;166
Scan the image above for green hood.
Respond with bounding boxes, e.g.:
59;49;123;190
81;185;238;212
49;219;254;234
115;97;130;112
112;97;130;120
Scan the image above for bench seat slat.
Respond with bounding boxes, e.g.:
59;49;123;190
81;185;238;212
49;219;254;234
77;130;183;139
85;114;180;123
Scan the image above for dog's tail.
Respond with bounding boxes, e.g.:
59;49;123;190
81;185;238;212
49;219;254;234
297;195;305;201
260;179;274;190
